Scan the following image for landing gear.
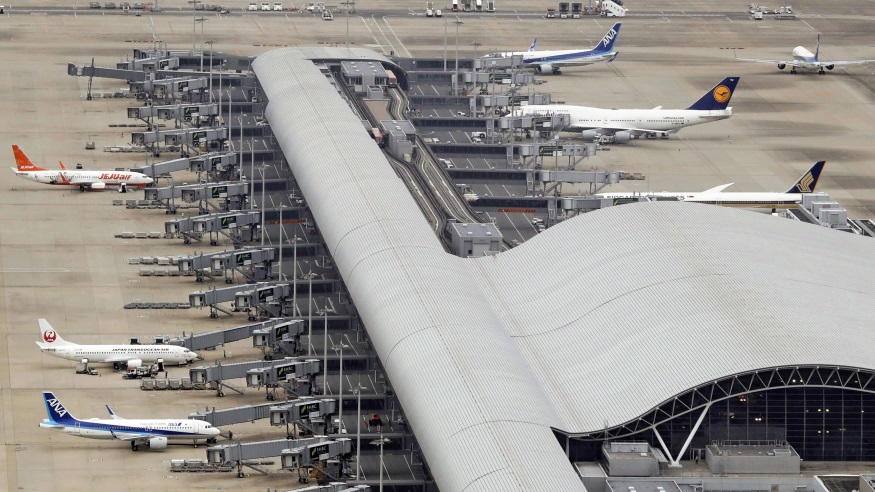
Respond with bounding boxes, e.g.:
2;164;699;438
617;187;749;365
818;69;825;75
790;68;797;74
131;442;139;451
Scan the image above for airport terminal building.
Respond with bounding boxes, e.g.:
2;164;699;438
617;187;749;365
251;48;875;491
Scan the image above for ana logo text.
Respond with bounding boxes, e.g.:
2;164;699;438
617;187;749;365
98;173;132;181
43;330;57;343
712;85;731;104
47;398;68;418
601;28;617;48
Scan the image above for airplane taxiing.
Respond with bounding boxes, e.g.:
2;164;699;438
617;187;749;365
598;161;826;209
736;34;875;74
485;23;621;74
10;145;153;191
36;319;198;369
517;76;739;143
40;391;221;451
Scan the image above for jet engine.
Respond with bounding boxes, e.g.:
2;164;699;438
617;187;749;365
127;359;143;370
613;131;632;143
535;63;554;74
148;436;168;450
90;182;106;191
581;130;599;141
777;63;787;70
826;64;835;70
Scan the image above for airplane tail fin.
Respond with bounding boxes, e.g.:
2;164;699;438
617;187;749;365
37;319;74;349
528;37;537;52
814;33;821;62
786;161;826;194
43;392;78;424
686;76;739;111
594;22;622;53
59;161;68;170
12;145;47;172
106;405;124;420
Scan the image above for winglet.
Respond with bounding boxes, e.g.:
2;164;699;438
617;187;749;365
594;22;621;53
686;77;739;111
814;33;821;62
12;145;47;172
43;391;77;424
786;161;826;194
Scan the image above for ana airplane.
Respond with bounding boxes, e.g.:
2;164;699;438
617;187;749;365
36;319;198;370
10;145;153;191
736;34;875;74
39;391;221;451
517;76;739;143
485;23;621;74
598;161;826;209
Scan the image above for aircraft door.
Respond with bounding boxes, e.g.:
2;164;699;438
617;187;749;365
74;423;82;435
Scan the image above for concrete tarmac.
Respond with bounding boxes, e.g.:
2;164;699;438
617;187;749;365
1;1;874;490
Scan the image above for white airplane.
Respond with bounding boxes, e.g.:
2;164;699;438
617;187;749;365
485;23;621;74
10;145;153;191
598;161;826;209
36;319;198;369
517;76;739;143
736;34;875;74
39;391;221;451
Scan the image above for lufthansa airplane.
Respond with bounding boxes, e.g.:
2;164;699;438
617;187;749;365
485;23;621;74
10;145;153;191
40;391;221;451
517;76;739;142
36;319;198;369
736;34;875;74
598;161;826;209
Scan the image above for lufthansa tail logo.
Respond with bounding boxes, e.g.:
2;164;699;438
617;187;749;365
713;85;731;103
797;172;814;192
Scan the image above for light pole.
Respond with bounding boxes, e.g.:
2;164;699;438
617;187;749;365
291;234;300;314
443;13;448;71
354;381;368;480
205;39;214;105
333;342;349;435
259;165;266;246
196;17;208;72
308;271;313;356
471;40;481;56
370;436;391;492
341;0;353;54
278;203;286;281
453;18;463;96
322;311;328;395
188;0;201;51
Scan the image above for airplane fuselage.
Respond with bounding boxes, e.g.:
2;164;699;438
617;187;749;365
39;344;196;365
12;169;152;187
520;105;733;133
492;49;616;68
40;418;217;441
599;191;805;208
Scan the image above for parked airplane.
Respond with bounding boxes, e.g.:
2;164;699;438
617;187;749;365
485;23;621;74
598;161;826;209
10;145;153;191
517;76;739;143
39;391;221;451
36;319;198;369
736;34;875;74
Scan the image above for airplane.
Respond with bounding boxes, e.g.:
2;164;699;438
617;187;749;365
36;319;198;370
485;22;621;74
598;161;826;209
39;391;221;451
10;145;153;191
736;34;875;74
516;76;739;143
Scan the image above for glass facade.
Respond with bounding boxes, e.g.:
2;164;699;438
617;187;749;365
567;387;875;462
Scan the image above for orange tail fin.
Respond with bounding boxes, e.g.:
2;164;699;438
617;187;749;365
12;145;47;171
59;161;67;170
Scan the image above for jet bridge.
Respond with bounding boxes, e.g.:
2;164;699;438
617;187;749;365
188;280;348;319
253;319;306;359
167;317;294;351
181;182;249;214
175;247;274;283
190;357;320;398
127;103;218;121
152;76;208;97
246;358;321;400
270;398;337;437
207;436;328;464
131;152;239;181
531;168;620;196
165;211;260;245
280;438;353;482
190;402;278;427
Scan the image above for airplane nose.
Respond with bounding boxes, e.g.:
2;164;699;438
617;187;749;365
188;351;199;360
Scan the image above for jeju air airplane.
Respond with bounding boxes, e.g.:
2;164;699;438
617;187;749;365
10;145;153;191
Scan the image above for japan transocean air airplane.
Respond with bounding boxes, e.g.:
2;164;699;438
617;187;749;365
598;161;826;210
36;319;198;370
736;34;875;75
485;22;621;74
10;145;153;191
516;76;739;143
40;391;221;451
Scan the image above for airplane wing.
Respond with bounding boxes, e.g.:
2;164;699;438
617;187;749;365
110;429;153;441
102;354;135;363
735;57;795;65
821;59;875;66
598;126;671;135
67;177;101;187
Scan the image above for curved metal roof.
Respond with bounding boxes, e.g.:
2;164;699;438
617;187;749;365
252;47;875;491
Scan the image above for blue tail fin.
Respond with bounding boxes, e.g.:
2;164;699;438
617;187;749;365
686;77;739;111
786;161;826;193
594;23;621;53
528;38;537;52
814;33;820;61
43;391;77;424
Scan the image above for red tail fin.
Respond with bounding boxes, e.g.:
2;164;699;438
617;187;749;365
59;161;68;170
12;145;47;171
